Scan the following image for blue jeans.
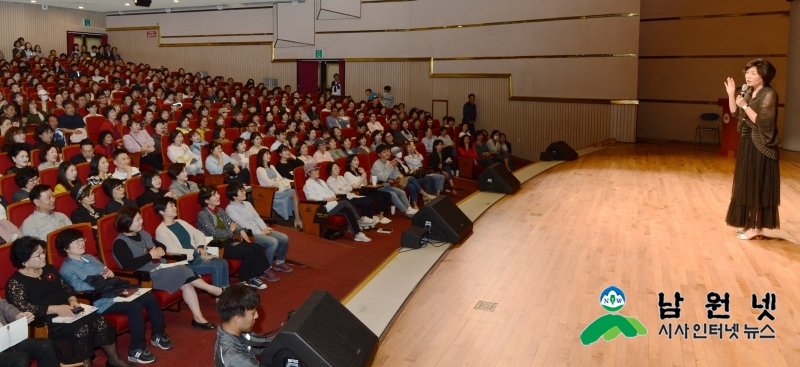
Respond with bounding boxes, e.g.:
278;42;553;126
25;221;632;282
252;230;290;264
379;185;409;212
418;174;445;193
187;257;229;287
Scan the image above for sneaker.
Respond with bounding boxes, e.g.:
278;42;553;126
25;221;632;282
151;334;174;350
260;269;280;282
405;207;418;217
128;348;157;364
354;232;372;242
246;278;267;289
273;263;293;273
378;217;392;224
358;217;375;227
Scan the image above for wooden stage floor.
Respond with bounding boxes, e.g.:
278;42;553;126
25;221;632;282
373;143;800;367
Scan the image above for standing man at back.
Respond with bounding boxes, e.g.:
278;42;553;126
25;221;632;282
462;93;476;135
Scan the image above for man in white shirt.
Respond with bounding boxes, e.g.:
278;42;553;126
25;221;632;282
330;73;341;97
301;164;372;242
270;129;288;152
224;183;292;275
110;149;141;180
20;185;72;240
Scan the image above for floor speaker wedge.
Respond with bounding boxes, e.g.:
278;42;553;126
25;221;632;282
546;141;578;161
411;195;472;244
260;290;378;367
478;163;520;194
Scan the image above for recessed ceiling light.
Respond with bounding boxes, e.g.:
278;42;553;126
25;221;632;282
31;0;36;3
174;0;179;2
79;6;83;8
125;3;130;5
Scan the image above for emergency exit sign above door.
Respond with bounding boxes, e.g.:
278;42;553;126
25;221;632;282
315;49;323;59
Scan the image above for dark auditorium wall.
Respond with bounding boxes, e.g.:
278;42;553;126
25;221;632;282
637;0;790;143
105;0;641;161
0;1;106;60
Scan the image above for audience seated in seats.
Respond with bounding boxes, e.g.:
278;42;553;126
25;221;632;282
6;143;30;175
54;161;82;195
168;130;203;175
100;106;124;141
5;236;131;367
153;197;231;288
20;185;72;240
194;187;271;288
37;144;61;171
3;128;31;154
33;124;58;151
371;144;433;212
167;163;200;197
473;131;504;168
356;134;371;155
175;116;191;135
302;163;373;242
87;153;111;186
404;143;445;196
56;100;85;135
206;140;251;185
224;182;293;275
274;144;303;180
325;161;379;228
0;295;59;367
123;119;163;171
94;131;118;160
102;178;138;214
366;113;383;133
269;129;288;152
487;129;512;170
71;138;95;164
255;148;301;227
136;170;179;207
370;130;383;152
343;154;393;224
428;139;458;194
304;129;318;147
212;128;230;145
400;119;417;144
246;133;266;156
383;130;397;151
296;143;315;165
213;285;266;367
420;127;436;154
12;166;39;203
110;149;141;180
240;122;257;141
69;184;107;240
458;134;491;168
230;138;250;170
312;138;334;163
458;122;471;138
56;229;173;365
328;138;347;160
111;206;222;330
188;130;208;157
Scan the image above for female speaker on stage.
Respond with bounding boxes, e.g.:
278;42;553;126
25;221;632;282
723;59;780;240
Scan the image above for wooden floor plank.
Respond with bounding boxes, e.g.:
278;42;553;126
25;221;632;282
374;144;800;367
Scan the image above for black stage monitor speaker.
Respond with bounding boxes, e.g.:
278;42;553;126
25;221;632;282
546;141;578;161
134;0;152;7
260;290;378;367
412;196;472;244
478;163;520;194
401;225;427;249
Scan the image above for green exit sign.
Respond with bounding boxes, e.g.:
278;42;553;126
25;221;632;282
83;18;91;27
315;49;323;59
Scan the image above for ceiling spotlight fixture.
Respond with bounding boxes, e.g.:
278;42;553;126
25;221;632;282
125;3;130;6
79;6;84;8
217;4;223;10
165;8;170;13
31;0;36;3
174;0;179;2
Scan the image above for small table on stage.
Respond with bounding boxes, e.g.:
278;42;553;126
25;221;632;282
718;98;741;158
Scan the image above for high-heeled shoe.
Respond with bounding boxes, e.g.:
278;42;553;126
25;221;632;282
192;320;215;330
736;229;763;240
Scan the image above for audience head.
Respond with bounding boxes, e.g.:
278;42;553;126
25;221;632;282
70;183;93;206
198;186;220;208
89;154;108;176
225;182;246;201
9;143;30;167
216;284;260;331
14;166;39;189
101;178;125;200
30;184;55;212
57;161;80;190
153;196;178;220
167;163;186;180
112;148;129;168
114;206;142;233
10;236;47;269
55;228;85;257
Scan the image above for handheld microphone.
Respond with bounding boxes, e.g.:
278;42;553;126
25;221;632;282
740;84;749;97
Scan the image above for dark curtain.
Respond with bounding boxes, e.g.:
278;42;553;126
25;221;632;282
66;32;75;54
297;60;319;95
101;34;108;47
338;59;346;97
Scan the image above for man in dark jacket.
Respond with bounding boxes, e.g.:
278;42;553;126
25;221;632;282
462;93;477;135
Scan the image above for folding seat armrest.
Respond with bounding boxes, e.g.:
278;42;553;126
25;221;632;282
163;253;188;262
75;291;102;304
113;269;152;283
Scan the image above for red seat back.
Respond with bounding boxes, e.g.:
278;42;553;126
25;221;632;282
92;185;112;210
47;223;97;269
86;116;108;142
40;167;58;188
0;244;14;298
7;200;35;228
0;153;14;175
76;162;90;182
97;213;119;267
54;192;78;216
63;145;81;163
293;166;307;201
140;203;159;235
0;174;17;197
176;192;202;227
